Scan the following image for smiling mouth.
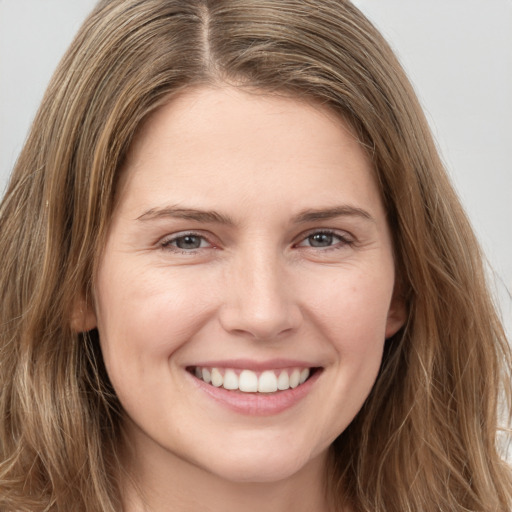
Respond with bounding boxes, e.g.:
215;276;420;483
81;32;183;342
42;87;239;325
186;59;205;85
188;366;318;393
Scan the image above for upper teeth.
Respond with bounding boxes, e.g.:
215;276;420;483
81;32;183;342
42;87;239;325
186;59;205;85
193;367;311;393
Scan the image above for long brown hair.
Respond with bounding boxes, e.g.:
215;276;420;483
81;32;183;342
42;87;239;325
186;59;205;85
1;1;510;510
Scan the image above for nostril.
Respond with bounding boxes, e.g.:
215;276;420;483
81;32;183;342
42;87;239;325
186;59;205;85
218;302;303;341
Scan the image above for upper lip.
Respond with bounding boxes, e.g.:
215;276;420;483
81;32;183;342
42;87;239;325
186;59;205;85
186;358;320;371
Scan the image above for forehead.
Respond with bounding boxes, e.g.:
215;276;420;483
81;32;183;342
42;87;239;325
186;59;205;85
116;85;382;222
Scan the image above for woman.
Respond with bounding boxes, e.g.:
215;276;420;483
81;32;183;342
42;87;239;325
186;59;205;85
0;0;510;510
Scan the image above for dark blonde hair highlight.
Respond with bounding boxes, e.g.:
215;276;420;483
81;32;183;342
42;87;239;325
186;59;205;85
0;1;510;510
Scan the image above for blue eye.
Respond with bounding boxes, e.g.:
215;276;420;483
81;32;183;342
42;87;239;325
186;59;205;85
175;235;204;249
162;233;211;251
297;230;352;249
307;232;335;247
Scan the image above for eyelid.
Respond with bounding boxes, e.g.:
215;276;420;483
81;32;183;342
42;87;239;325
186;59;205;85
294;228;355;248
157;228;355;253
159;230;217;251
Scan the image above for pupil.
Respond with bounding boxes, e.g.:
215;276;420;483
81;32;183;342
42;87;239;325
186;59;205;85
309;233;333;247
177;235;201;249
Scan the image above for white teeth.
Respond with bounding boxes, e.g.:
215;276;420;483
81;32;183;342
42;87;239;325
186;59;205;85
277;370;290;390
239;369;258;392
223;369;238;390
299;368;310;384
289;369;300;388
258;370;278;393
211;368;223;387
202;368;211;384
193;366;313;393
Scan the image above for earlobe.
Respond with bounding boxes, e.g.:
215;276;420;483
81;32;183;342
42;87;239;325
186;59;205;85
70;296;97;333
385;293;407;339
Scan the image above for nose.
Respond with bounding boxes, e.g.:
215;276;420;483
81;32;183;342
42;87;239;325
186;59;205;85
218;250;303;341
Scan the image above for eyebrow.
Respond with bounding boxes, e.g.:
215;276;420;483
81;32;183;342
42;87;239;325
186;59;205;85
136;206;235;225
137;204;374;225
292;205;374;224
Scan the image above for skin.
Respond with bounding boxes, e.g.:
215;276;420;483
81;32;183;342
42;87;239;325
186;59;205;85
79;86;405;511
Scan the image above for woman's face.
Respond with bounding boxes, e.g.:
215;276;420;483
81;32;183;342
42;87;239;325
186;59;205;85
86;86;404;484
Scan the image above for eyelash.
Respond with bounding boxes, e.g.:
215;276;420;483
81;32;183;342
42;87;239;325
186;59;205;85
294;229;354;251
160;231;214;254
159;229;354;254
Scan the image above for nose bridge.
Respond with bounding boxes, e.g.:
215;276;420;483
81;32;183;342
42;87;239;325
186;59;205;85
220;243;301;339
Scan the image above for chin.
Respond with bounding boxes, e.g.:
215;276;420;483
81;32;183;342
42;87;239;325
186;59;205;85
196;443;325;484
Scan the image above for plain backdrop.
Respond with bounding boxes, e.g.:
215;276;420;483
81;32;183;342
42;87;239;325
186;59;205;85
0;0;511;336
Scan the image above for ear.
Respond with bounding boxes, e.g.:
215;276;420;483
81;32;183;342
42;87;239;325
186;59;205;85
385;289;407;339
70;295;97;333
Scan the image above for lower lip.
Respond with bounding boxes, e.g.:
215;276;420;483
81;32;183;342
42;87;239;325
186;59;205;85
187;370;321;416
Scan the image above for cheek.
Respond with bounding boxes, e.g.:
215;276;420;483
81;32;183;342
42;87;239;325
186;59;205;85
307;276;392;435
303;267;395;349
327;287;388;382
303;266;393;403
94;263;216;384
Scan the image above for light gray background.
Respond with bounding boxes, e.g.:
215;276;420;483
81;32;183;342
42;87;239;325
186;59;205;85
1;0;511;336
